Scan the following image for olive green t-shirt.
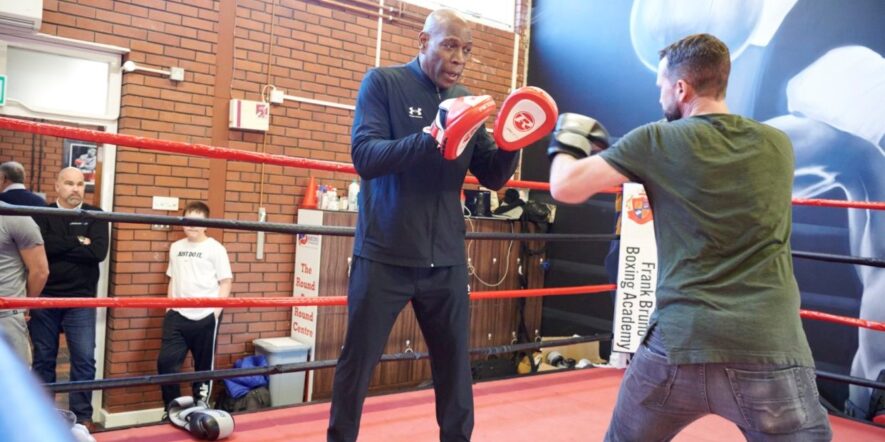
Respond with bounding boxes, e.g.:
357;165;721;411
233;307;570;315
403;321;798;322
599;114;814;366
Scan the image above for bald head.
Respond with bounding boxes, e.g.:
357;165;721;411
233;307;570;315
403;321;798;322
56;167;86;208
422;8;469;35
418;9;473;89
58;167;84;182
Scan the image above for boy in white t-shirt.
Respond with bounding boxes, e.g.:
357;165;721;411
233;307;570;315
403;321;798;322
157;201;232;414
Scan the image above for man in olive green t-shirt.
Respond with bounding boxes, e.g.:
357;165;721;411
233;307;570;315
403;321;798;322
548;34;832;441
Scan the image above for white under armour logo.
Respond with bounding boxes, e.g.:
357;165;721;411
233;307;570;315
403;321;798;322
408;106;423;118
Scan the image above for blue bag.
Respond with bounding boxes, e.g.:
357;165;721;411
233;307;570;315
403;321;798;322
223;355;269;399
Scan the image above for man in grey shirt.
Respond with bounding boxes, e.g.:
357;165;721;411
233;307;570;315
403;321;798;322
0;203;50;363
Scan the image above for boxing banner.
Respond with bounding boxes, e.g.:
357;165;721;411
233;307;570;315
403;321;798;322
612;183;658;355
293;209;322;400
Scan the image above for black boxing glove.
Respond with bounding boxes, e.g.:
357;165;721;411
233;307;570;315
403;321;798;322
547;113;610;160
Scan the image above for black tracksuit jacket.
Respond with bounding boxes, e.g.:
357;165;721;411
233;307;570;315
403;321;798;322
351;58;518;267
35;203;109;297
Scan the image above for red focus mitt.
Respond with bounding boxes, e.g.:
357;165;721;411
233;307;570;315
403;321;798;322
493;86;558;151
426;95;496;160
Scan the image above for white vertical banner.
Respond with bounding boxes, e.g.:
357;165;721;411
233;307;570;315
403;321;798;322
612;183;658;355
293;208;323;400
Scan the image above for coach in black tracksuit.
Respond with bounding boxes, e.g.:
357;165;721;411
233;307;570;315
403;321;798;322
327;9;518;442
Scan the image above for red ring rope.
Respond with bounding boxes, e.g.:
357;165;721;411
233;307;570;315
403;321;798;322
0;116;354;174
0;296;349;308
0;284;615;310
800;309;885;332
8;117;885;207
6;116;882;207
8;117;885;205
0;116;619;193
470;284;616;299
2;285;882;332
791;198;885;210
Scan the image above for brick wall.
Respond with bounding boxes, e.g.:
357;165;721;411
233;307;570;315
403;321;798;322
1;127;98;206
29;0;530;414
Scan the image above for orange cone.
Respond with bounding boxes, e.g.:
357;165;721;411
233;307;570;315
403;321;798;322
301;176;318;209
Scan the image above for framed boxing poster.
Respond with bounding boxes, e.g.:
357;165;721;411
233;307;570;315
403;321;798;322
63;139;98;192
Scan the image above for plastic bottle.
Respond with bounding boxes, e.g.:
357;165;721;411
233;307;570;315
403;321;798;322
347;180;360;212
317;185;326;209
322;185;332;210
330;187;339;211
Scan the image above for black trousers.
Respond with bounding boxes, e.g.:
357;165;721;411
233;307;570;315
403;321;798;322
157;310;221;408
328;257;474;442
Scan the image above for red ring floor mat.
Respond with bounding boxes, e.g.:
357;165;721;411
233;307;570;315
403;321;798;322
95;368;884;441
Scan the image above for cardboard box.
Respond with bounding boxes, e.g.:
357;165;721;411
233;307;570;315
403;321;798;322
537;336;605;372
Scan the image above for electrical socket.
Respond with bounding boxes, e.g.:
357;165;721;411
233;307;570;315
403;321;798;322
152;196;179;211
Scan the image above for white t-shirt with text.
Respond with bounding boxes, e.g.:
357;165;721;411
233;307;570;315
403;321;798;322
167;237;233;320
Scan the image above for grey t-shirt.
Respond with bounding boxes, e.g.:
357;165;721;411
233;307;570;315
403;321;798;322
0;212;44;299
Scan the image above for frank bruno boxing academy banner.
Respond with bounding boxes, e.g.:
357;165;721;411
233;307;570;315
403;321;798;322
612;183;658;360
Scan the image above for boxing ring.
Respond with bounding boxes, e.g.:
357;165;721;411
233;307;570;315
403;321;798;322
1;116;884;441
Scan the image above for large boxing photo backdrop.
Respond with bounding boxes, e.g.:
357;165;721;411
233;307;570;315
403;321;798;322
527;0;885;416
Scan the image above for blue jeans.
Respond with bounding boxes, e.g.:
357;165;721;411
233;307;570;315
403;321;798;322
605;339;833;441
29;307;97;422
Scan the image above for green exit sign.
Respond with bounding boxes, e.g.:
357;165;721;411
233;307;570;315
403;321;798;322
0;75;5;106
